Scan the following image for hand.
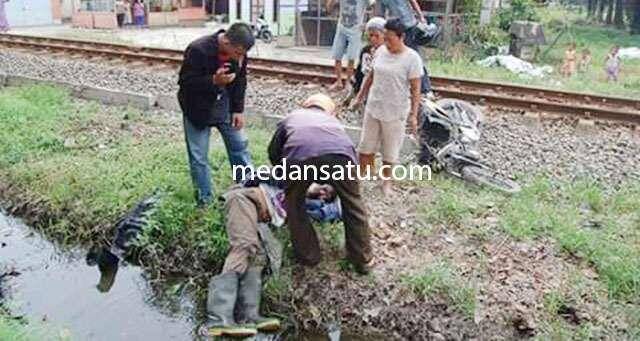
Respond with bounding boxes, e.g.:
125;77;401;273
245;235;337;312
258;206;271;223
349;94;365;110
232;113;244;129
213;67;236;87
419;15;427;24
407;115;418;134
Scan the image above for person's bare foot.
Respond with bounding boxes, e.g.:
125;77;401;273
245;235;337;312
382;180;394;197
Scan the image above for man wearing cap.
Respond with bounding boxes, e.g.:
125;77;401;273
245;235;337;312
267;94;373;275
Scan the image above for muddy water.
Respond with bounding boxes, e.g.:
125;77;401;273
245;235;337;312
0;212;365;341
0;212;199;340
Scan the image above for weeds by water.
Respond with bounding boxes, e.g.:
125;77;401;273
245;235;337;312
0;312;69;341
0;85;272;276
0;315;31;341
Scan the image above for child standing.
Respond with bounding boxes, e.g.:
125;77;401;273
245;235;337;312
605;46;621;82
579;48;591;73
561;43;577;77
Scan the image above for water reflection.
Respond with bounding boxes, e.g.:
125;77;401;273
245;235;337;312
0;212;366;341
0;212;198;340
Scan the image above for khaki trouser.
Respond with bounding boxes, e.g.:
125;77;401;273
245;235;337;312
285;154;372;268
221;186;268;274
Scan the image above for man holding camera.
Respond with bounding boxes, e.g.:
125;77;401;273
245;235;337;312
178;23;256;208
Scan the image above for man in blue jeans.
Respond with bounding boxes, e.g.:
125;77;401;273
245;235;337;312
178;23;255;207
375;0;433;95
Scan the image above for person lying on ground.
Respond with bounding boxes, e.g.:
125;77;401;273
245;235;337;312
202;179;341;338
268;93;374;275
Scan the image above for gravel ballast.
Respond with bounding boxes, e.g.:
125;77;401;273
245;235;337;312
1;49;639;187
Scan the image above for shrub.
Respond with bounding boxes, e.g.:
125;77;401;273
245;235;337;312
496;0;540;31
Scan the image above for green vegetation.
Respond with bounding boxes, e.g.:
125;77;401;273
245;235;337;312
0;312;68;341
502;178;640;300
0;84;271;274
430;6;640;97
0;315;31;341
417;175;500;234
403;260;477;317
418;173;640;337
2;84;639;337
421;173;640;302
495;0;540;31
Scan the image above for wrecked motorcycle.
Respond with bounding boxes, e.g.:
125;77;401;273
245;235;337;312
417;98;521;194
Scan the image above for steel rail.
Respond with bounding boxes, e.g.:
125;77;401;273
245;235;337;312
1;33;639;124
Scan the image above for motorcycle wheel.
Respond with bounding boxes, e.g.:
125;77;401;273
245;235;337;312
261;31;274;44
461;165;521;194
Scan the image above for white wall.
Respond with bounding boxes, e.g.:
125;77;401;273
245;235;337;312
5;0;54;27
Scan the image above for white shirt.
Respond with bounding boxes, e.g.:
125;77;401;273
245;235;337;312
365;45;424;122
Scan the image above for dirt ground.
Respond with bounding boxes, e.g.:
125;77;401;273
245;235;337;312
270;178;631;340
0;95;637;340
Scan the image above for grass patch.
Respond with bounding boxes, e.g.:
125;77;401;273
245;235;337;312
0;85;73;167
500;177;640;301
0;84;272;275
263;268;293;315
418;175;496;227
417;173;640;302
429;6;640;97
0;311;68;341
317;221;345;253
0;315;31;341
403;260;477;317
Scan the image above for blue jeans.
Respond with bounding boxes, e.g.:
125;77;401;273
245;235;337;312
404;25;432;93
134;15;144;27
183;104;252;206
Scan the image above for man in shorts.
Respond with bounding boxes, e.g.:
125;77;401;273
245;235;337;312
327;0;369;90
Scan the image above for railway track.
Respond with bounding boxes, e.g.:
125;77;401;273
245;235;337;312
1;33;639;124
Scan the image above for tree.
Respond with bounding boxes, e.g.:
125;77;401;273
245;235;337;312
596;0;606;21
632;0;640;33
588;0;596;18
613;0;625;28
606;0;614;24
